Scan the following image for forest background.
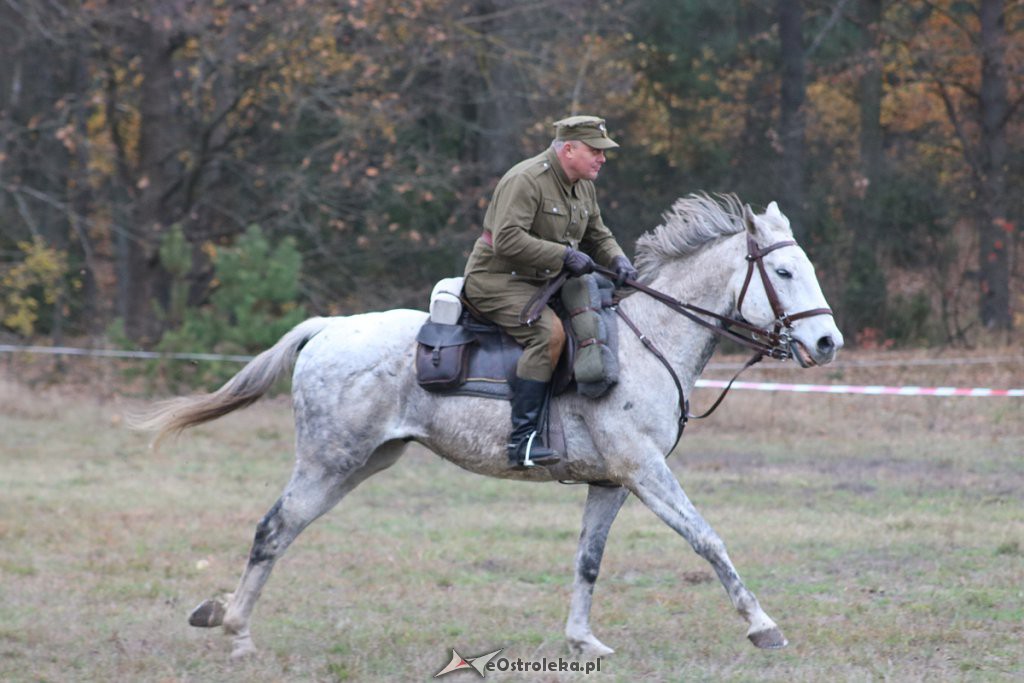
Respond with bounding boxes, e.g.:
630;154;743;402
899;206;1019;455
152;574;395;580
1;0;1021;371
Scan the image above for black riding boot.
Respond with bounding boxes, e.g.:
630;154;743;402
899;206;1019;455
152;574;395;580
507;377;561;469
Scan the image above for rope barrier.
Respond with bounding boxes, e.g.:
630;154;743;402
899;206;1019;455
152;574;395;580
0;344;253;363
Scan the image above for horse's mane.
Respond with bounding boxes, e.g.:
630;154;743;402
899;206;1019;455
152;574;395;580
634;193;746;279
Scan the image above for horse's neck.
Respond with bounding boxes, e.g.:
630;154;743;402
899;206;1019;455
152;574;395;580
619;237;741;386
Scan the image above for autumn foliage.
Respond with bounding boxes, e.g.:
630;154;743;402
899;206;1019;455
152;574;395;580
0;1;1020;350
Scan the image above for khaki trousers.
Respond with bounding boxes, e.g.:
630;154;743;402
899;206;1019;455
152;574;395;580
463;273;565;383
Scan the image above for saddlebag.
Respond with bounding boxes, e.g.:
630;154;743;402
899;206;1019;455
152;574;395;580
415;322;477;391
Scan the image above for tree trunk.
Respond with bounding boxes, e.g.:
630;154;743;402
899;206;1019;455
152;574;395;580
734;1;776;199
121;13;182;342
475;2;531;178
978;0;1011;330
0;8;23;228
777;0;806;239
858;0;883;202
843;0;887;337
64;38;104;336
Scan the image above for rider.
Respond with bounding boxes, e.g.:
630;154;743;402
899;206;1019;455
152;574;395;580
463;115;639;469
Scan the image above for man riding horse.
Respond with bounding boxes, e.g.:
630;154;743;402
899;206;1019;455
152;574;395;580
463;115;639;470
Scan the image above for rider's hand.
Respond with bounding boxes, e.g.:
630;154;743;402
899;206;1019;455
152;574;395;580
563;247;595;276
611;255;639;286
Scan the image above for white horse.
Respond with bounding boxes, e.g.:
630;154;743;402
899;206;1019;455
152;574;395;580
140;194;843;660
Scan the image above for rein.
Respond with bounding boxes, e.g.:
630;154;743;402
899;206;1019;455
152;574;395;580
593;236;833;450
596;235;830;361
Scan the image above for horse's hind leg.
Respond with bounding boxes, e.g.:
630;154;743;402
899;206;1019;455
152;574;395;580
193;440;407;659
565;484;629;657
628;460;787;650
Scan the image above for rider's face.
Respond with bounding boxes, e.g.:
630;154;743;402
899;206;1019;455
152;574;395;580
562;142;607;183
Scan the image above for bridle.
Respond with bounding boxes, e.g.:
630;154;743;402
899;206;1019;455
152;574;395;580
732;233;834;357
601;233;833;362
595;231;834;452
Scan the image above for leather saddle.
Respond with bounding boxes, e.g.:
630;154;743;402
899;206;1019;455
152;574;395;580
415;299;577;401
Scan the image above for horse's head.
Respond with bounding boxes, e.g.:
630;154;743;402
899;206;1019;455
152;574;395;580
730;201;844;367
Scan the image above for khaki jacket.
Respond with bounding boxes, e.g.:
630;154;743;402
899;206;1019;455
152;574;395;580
464;147;626;283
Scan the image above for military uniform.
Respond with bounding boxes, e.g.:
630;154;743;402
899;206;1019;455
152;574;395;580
463;115;635;468
464;123;626;382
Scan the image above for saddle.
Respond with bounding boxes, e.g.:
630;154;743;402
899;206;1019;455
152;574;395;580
414;275;619;401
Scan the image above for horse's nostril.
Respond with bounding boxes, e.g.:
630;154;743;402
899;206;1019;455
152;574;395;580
817;335;835;354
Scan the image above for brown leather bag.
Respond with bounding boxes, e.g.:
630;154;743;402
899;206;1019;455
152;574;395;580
415;322;477;391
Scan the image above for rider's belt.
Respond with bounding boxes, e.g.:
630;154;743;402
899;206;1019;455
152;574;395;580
480;229;576;251
479;229;560;281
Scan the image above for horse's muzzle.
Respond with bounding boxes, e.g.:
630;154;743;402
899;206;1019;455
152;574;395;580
790;333;840;368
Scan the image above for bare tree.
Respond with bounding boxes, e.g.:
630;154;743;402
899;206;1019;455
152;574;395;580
842;0;888;337
977;0;1011;330
778;0;806;239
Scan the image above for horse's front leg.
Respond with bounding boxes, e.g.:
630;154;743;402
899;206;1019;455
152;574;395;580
565;483;630;656
627;460;788;649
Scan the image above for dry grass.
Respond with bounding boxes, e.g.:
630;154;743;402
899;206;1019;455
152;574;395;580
1;351;1022;682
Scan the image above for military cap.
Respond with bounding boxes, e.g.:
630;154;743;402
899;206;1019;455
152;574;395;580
553;115;619;149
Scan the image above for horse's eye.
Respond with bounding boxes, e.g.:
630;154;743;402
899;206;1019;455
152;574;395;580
775;268;793;279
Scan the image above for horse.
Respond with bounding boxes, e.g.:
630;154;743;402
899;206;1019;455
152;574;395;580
138;193;843;660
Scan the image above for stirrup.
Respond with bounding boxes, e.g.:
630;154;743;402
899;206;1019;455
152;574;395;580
507;431;560;469
522;432;538;468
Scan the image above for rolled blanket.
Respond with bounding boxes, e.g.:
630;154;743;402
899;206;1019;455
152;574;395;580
561;274;619;398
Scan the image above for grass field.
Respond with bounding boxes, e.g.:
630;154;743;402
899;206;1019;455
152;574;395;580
1;352;1022;682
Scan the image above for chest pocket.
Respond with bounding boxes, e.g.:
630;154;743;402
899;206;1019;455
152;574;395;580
535;198;571;242
540;197;573;242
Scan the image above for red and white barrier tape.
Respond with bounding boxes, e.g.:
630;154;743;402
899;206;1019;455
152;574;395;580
696;379;1024;397
2;344;1021;397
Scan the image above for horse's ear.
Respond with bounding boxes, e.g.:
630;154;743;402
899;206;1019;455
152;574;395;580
764;200;792;233
743;204;759;235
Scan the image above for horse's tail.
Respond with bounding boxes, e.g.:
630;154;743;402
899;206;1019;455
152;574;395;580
134;316;332;445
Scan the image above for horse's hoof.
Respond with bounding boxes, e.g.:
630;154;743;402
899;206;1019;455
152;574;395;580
188;598;227;628
230;636;258;660
748;625;788;649
567;634;615;657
